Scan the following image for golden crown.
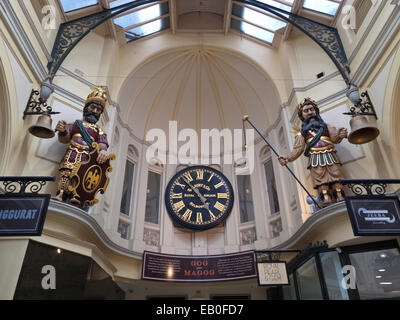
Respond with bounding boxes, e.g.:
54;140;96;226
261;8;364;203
298;97;317;111
85;86;108;107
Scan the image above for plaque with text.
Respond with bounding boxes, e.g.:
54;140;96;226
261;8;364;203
256;261;289;286
0;194;50;236
345;196;400;236
142;251;257;282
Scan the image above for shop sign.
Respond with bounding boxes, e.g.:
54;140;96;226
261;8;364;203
0;194;50;236
142;251;256;282
345;196;400;236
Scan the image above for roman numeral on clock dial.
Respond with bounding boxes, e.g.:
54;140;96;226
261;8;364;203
196;212;203;224
196;169;204;180
214;201;226;212
182;209;192;222
173;201;185;212
214;182;224;189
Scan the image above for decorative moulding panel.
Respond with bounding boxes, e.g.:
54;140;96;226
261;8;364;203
240;227;256;246
143;228;160;247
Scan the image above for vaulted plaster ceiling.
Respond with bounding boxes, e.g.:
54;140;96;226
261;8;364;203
117;47;281;140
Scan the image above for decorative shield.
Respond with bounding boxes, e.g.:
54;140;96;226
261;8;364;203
68;142;116;208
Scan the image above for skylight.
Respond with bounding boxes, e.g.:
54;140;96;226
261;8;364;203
242;7;287;31
257;0;293;12
108;0;170;43
114;2;169;29
303;0;340;16
109;0;139;9
232;19;275;43
60;0;98;13
231;1;293;45
125;17;170;43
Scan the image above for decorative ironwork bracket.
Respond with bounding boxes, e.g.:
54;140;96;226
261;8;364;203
343;91;378;119
47;0;159;79
236;0;351;84
47;0;158;79
23;89;60;120
0;177;55;195
340;179;400;196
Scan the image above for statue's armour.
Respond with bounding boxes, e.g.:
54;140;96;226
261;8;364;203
59;122;109;171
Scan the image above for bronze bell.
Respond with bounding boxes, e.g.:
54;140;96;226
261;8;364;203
348;115;380;145
28;114;55;139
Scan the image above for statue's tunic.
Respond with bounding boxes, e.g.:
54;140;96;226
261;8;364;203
287;125;344;188
59;122;109;172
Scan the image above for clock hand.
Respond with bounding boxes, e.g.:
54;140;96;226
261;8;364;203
182;176;208;205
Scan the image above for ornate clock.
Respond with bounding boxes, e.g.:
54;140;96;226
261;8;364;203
165;166;234;231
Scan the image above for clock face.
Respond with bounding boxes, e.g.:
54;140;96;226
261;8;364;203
165;166;234;231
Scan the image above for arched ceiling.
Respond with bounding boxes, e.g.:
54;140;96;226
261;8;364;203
117;47;282;140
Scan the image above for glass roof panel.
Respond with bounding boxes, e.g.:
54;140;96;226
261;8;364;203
109;0;138;9
231;19;274;44
257;0;293;12
303;0;340;16
233;5;286;32
60;0;98;13
125;17;170;43
114;2;168;29
231;1;293;45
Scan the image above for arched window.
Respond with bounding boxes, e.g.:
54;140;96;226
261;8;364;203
235;164;257;247
120;145;138;215
260;146;282;239
118;144;138;240
143;162;163;248
144;171;162;224
261;146;280;215
237;174;255;223
144;162;163;225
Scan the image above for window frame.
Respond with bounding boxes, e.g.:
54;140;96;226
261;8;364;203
119;158;136;216
117;145;138;240
260;147;282;239
236;174;255;224
285;240;400;300
144;168;163;225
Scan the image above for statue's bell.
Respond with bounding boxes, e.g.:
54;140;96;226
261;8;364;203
348;115;380;145
28;114;55;139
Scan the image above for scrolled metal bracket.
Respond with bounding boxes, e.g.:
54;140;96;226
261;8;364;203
48;0;158;79
236;0;351;84
23;89;60;120
340;179;400;196
0;177;55;195
343;90;378;119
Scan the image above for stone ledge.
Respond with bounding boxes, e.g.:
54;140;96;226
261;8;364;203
48;200;143;260
271;201;348;250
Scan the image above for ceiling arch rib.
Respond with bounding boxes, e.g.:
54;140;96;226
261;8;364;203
125;50;190;120
203;50;250;117
117;47;281;141
171;54;197;121
201;54;226;130
195;53;202;135
143;52;196;137
210;50;276;122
